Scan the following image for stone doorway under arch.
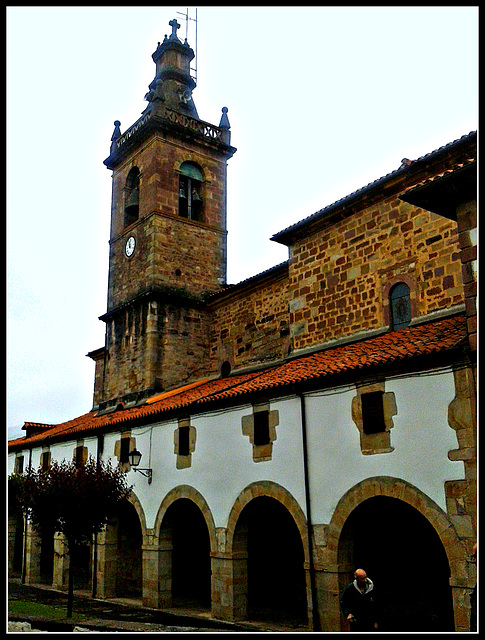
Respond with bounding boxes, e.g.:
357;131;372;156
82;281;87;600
72;540;93;592
113;499;143;599
95;496;145;601
338;495;454;631
234;496;307;626
160;498;211;609
38;526;54;585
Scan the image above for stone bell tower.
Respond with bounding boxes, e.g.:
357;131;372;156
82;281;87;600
89;18;236;413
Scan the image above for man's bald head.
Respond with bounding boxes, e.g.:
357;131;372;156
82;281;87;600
354;569;368;588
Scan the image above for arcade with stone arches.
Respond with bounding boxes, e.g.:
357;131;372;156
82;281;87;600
9;477;471;631
321;477;470;632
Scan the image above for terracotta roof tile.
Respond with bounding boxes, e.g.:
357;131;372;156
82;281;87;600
401;157;476;196
8;314;467;451
22;422;54;429
144;378;210;404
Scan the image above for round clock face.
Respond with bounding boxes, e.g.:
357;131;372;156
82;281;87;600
125;236;136;257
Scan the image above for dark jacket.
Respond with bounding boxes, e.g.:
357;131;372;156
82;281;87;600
340;578;378;631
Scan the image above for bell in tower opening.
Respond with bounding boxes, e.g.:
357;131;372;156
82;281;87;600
124;167;140;227
179;162;204;221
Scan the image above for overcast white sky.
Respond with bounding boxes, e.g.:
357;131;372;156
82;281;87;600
7;6;478;440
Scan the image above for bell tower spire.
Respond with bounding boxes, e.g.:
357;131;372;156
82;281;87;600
92;19;236;414
144;17;198;119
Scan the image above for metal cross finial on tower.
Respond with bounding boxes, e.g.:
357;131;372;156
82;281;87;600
169;18;180;39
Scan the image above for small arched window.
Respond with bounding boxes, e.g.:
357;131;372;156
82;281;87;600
179;162;203;221
124;167;140;228
390;282;411;330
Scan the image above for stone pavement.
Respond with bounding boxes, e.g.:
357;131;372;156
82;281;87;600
8;580;307;633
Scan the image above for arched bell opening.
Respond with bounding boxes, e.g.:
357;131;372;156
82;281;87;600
124;167;140;228
338;495;454;631
179;162;204;222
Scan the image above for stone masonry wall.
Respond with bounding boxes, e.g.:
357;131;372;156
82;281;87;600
456;200;477;352
101;299;211;403
108;134;228;312
289;197;463;350
108;211;226;310
208;269;290;375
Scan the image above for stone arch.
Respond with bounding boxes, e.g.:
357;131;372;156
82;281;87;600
126;490;149;544
325;476;469;631
327;476;466;577
95;490;146;600
152;485;216;609
225;481;309;625
153;485;217;553
174;157;208;180
226;481;309;562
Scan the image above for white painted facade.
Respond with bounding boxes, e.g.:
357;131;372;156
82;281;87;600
9;366;463;532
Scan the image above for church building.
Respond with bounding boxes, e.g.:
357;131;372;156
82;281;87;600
8;19;477;632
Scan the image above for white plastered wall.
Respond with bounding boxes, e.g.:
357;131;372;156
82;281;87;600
119;399;307;530
303;368;464;523
8;368;464;533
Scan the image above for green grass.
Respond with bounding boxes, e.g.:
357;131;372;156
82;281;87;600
8;599;70;619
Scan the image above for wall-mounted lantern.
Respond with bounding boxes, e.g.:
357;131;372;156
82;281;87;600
128;448;152;484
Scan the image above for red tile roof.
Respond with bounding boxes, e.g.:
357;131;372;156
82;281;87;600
22;422;55;431
8;314;467;451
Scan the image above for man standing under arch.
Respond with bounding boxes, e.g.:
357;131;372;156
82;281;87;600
340;568;379;631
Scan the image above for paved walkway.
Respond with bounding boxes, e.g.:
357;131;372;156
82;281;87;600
8;580;308;633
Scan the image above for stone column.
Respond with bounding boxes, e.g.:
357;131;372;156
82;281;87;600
456;200;477;353
211;551;248;621
95;525;117;598
142;529;160;608
450;579;474;633
313;562;351;632
52;533;70;590
24;521;41;585
145;300;160;391
157;528;173;608
8;515;16;577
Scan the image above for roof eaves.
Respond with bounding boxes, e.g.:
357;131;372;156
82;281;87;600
399;158;477;220
271;131;477;245
8;315;468;452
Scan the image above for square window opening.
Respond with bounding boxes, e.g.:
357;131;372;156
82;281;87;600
178;426;190;456
15;456;24;474
254;410;270;446
41;451;50;472
120;437;131;464
361;391;386;435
